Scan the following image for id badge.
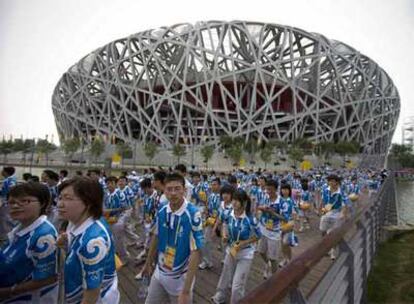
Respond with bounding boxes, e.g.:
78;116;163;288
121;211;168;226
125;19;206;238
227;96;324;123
266;219;274;230
164;246;176;270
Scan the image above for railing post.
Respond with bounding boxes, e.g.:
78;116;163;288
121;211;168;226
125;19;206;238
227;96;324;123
339;240;354;304
357;220;368;304
288;285;307;304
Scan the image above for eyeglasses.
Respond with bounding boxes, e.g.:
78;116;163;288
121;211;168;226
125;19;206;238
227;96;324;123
9;199;39;207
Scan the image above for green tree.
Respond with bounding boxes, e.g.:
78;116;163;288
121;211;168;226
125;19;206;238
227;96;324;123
200;145;214;169
36;139;57;166
0;139;14;163
172;144;186;164
292;138;313;153
260;145;273;169
244;138;260;165
315;141;336;164
390;144;412;157
61;137;80;166
288;147;304;168
12;138;33;164
90;137;105;165
227;144;243;167
335;141;361;166
143;142;158;165
116;142;132;166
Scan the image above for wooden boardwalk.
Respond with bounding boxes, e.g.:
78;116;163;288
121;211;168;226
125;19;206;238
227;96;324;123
117;210;336;304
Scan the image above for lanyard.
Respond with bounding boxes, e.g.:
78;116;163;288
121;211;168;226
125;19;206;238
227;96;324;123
229;217;242;243
166;212;181;247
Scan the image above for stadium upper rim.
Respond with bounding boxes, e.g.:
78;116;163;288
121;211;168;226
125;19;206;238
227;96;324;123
52;20;400;154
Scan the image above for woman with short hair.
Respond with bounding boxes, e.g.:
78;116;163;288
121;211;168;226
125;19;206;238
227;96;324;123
57;177;120;304
211;189;261;304
0;182;58;303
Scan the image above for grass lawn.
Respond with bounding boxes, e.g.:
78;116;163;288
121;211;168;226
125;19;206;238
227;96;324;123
367;231;414;303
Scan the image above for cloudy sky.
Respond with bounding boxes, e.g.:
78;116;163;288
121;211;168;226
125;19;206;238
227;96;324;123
0;0;413;144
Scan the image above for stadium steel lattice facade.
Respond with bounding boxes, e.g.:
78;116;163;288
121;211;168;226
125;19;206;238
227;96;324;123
52;21;400;154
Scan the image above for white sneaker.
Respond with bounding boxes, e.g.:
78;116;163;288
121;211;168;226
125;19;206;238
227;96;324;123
329;248;336;260
135;271;143;280
278;259;289;268
199;261;213;270
135;250;147;261
263;262;271;279
211;294;225;304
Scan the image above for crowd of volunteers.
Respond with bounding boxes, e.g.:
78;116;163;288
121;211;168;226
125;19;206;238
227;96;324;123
0;164;386;303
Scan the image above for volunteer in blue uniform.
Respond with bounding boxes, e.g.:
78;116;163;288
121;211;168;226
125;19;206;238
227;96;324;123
142;173;204;304
57;177;120;304
211;189;261;304
0;182;58;303
199;177;221;270
319;174;349;259
0;167;17;241
257;179;283;279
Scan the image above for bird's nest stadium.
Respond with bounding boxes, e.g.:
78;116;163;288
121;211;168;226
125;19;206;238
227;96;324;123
52;21;400;154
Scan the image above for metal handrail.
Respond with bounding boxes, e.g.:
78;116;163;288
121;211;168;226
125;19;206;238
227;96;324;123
239;176;395;304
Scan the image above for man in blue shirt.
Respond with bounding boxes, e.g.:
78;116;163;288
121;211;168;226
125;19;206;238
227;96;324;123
0;167;17;241
142;173;204;304
319;174;348;259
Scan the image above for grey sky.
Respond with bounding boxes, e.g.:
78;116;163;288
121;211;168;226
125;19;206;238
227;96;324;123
0;0;413;144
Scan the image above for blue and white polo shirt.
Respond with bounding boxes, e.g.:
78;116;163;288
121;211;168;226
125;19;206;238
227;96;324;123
0;215;58;303
259;196;281;240
154;200;204;295
64;218;119;304
223;210;261;259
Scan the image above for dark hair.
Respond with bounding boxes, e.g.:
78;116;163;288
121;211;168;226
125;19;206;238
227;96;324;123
191;171;201;178
266;179;279;189
140;178;152;189
211;177;221;185
165;172;185;187
258;175;267;182
76;170;83;176
2;167;15;176
280;183;292;197
174;164;187;174
30;176;40;183
22;173;32;181
153;171;166;183
227;175;237;185
58;177;103;219
60;170;68;178
327;174;341;184
220;184;234;198
118;175;127;181
233;189;251;215
106;176;118;183
301;180;309;191
9;182;51;215
43;170;59;182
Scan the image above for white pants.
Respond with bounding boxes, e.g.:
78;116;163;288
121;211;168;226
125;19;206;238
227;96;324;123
145;276;193;304
112;211;131;259
213;253;253;304
257;235;280;260
201;225;213;264
319;211;342;233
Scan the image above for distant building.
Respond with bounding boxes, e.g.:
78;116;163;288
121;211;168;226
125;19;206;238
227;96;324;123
52;21;400;154
402;117;414;148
